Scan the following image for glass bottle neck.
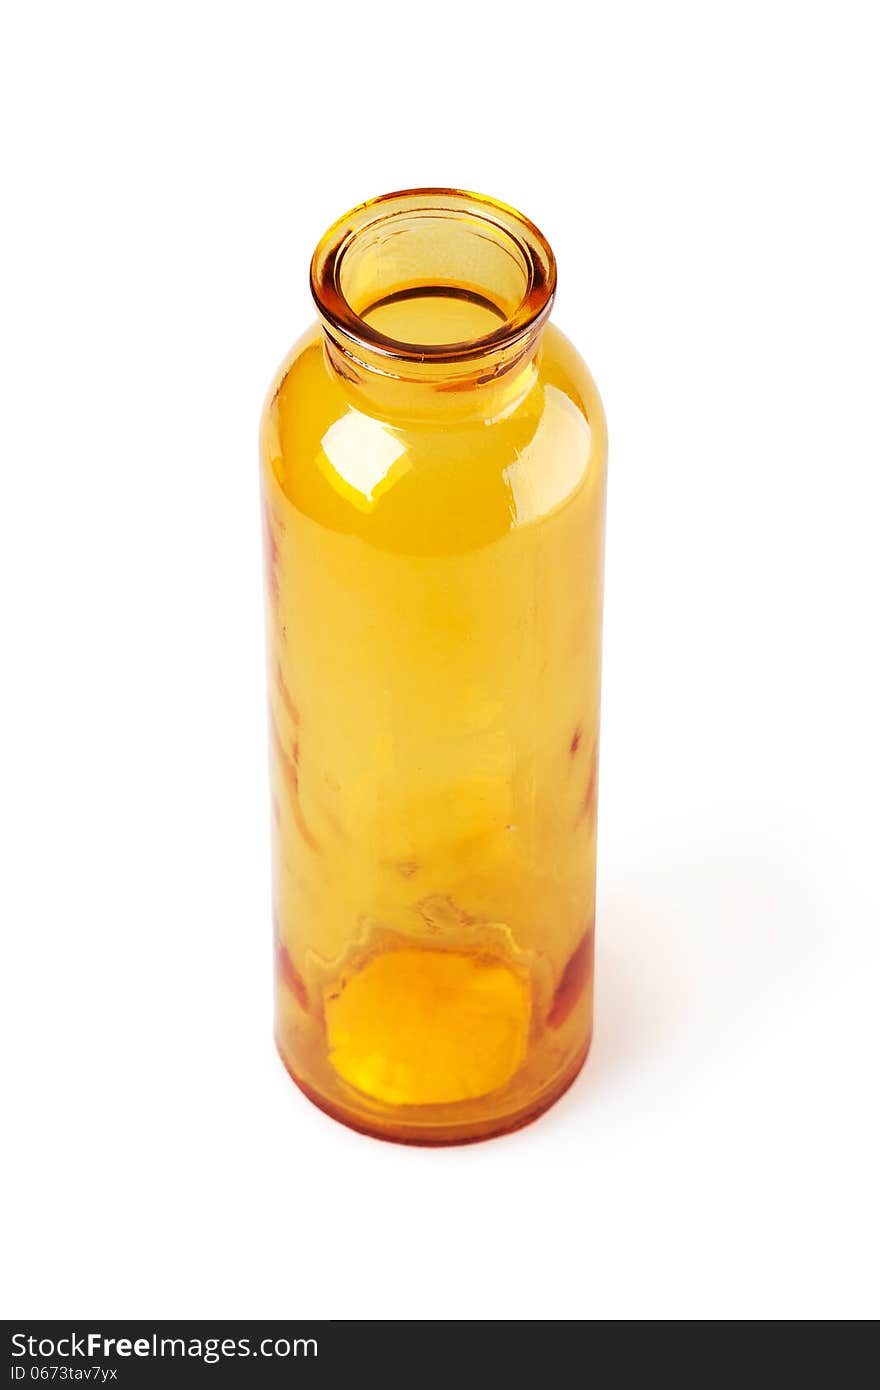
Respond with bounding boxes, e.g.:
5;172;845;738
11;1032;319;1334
320;320;546;423
310;189;556;423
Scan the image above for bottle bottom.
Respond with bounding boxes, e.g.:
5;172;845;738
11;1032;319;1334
275;935;593;1144
276;1027;590;1146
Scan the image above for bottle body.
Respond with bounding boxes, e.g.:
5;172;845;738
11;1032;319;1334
261;192;606;1143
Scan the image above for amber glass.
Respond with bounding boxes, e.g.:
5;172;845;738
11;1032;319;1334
260;190;607;1143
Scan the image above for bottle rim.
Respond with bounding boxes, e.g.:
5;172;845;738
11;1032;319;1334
310;188;557;367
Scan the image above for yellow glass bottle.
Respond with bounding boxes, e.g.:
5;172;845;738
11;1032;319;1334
261;190;607;1143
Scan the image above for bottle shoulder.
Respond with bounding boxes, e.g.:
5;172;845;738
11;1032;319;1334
540;324;607;446
260;324;606;555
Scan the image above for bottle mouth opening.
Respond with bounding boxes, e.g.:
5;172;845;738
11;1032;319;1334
310;188;557;366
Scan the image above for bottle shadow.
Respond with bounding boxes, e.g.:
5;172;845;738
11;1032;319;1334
555;802;831;1113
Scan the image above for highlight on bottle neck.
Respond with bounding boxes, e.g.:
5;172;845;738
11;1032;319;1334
310;189;557;404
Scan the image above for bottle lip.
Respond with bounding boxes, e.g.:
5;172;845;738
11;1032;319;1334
309;188;557;367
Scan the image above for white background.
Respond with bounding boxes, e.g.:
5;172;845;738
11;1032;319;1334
2;1;878;1321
